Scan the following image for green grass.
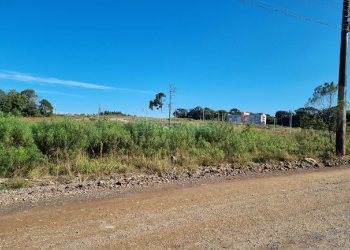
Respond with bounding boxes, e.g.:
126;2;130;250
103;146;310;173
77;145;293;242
0;178;29;190
0;115;340;179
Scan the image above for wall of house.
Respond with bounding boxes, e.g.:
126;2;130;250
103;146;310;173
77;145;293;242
227;113;266;125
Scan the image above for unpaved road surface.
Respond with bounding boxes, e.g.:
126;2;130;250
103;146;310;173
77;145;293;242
1;168;350;249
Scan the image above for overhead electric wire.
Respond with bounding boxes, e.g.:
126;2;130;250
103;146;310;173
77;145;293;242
292;0;342;11
240;0;342;29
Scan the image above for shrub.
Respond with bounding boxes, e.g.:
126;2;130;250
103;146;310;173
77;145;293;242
0;117;45;177
86;121;132;157
32;119;89;161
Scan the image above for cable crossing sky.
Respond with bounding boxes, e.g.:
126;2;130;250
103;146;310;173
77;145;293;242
240;0;343;29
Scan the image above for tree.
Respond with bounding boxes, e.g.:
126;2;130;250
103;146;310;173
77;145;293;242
149;92;166;111
265;114;275;125
21;89;36;100
0;89;5;100
294;107;323;129
7;90;28;115
39;99;53;116
21;89;39;116
307;82;338;141
230;108;240;114
275;111;290;126
217;110;228;121
187;107;204;120
173;108;188;118
0;89;5;111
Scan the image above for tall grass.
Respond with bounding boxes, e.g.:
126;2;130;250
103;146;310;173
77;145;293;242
0;116;337;178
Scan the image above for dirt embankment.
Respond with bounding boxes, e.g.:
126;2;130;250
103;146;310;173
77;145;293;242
1;166;350;249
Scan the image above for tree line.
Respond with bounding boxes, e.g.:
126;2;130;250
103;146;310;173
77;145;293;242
98;110;130;116
173;107;241;121
275;82;339;135
173;82;344;134
0;89;54;116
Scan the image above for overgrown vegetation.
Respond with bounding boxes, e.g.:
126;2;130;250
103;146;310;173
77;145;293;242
0;116;340;179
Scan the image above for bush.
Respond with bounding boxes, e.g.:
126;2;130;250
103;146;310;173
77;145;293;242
0;117;46;177
86;121;132;157
32;119;89;161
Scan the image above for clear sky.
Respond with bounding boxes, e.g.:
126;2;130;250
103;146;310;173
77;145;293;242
0;0;345;116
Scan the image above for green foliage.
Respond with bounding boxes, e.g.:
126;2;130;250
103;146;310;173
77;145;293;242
32;119;89;160
39;99;54;116
0;117;344;179
0;178;29;190
0;117;46;177
275;111;290;126
307;82;337;107
149;92;166;110
0;88;54;117
294;129;333;158
174;107;238;121
306;82;338;135
86;121;132;157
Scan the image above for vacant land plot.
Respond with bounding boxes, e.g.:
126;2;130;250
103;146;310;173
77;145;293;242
1;168;349;249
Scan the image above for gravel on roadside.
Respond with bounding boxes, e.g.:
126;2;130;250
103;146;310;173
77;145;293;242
1;157;349;212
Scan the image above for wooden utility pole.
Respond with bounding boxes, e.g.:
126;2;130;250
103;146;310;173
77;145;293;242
336;0;349;156
168;84;176;126
289;110;292;134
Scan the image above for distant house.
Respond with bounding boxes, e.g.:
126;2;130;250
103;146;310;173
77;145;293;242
227;112;266;125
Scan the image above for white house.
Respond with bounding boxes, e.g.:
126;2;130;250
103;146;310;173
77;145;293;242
227;112;266;125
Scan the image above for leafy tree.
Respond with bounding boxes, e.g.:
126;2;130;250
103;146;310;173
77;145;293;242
7;90;28;115
173;108;188;118
0;89;6;111
203;107;216;120
149;92;166;111
0;88;55;117
266;114;275;125
230;108;240;114
0;89;5;100
217;110;228;121
275;111;290;126
306;82;338;141
21;89;36;100
39;99;53;116
294;107;323;129
187;107;204;120
21;89;39;116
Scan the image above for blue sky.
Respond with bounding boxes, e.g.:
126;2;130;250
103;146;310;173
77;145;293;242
0;0;344;116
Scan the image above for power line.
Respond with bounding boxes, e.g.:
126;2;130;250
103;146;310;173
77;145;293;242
240;0;342;29
293;0;342;11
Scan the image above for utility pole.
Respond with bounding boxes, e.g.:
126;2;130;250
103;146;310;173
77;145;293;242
336;0;349;156
289;110;292;134
168;84;176;126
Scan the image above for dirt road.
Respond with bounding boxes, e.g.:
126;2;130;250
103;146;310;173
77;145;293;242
1;168;349;249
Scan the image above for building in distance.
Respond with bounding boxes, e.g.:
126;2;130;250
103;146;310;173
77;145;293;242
227;112;267;125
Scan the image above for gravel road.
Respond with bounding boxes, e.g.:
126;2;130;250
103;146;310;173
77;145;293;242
1;168;349;249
